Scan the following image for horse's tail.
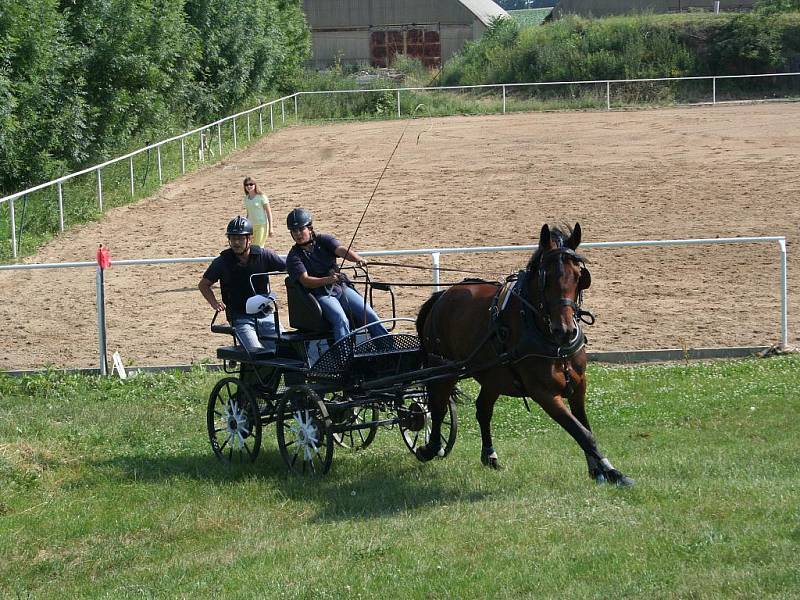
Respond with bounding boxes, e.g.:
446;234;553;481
416;291;445;364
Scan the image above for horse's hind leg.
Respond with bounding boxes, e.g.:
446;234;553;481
476;387;501;469
415;377;457;462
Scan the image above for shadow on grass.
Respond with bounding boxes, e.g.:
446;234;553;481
86;447;490;521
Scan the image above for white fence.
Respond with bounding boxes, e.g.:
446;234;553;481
0;236;789;373
2;72;799;259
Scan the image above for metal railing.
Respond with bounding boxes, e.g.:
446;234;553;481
2;71;799;259
0;236;789;373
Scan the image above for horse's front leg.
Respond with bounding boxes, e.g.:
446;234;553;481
415;378;456;462
533;388;634;487
565;377;603;481
567;377;634;486
476;387;501;469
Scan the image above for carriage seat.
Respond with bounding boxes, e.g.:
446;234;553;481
285;276;330;334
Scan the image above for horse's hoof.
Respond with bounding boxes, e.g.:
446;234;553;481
594;473;607;485
485;457;502;470
614;473;636;487
414;445;439;463
607;469;635;487
481;448;501;469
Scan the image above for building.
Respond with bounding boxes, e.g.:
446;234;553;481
553;0;755;18
302;0;509;69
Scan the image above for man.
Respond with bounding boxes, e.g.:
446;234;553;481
285;208;389;342
199;216;286;354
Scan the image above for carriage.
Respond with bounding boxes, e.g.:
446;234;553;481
208;223;633;485
206;268;459;475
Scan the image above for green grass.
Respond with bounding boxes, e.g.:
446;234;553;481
1;356;799;598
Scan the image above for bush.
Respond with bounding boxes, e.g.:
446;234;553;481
442;12;800;87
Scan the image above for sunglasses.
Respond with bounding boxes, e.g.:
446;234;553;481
244;183;256;188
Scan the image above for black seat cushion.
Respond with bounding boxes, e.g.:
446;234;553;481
285;277;329;334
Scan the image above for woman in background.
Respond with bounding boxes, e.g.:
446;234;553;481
242;176;273;247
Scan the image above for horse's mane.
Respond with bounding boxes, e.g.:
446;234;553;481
526;223;582;272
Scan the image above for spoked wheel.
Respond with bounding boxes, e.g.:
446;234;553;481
333;406;379;450
207;377;262;464
328;395;379;450
276;386;334;475
400;388;458;459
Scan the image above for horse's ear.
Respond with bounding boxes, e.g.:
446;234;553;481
566;223;581;250
539;224;551;248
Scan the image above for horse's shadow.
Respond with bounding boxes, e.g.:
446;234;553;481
86;449;488;522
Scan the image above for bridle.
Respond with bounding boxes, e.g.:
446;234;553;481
517;246;595;331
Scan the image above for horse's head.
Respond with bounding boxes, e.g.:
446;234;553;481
526;223;591;346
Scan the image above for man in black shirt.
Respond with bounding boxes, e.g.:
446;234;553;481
199;216;286;354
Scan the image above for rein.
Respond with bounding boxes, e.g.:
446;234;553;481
366;259;492;276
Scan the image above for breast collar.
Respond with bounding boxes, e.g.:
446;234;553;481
492;270;587;361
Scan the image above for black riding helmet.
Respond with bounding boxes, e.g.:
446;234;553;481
226;215;253;236
286;207;313;230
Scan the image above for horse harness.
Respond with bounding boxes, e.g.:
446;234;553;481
489;247;595;403
422;249;595;402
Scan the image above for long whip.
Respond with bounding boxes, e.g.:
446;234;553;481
338;103;430;270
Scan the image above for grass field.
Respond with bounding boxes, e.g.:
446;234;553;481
1;356;798;598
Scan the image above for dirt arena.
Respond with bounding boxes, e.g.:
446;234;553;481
1;103;797;370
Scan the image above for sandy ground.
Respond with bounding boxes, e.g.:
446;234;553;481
1;103;798;370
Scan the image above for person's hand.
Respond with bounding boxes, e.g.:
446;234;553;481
212;299;225;312
355;259;367;268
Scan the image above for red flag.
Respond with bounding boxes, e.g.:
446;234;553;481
96;244;111;270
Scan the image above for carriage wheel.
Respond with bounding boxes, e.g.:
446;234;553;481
276;386;334;475
400;389;458;459
207;377;262;464
331;401;379;450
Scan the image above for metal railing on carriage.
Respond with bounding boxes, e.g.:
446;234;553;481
1;71;799;259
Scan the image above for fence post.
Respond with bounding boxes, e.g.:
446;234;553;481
432;252;441;291
779;238;788;347
294;95;299;120
259;109;264;135
217;123;223;156
713;77;717;105
270;105;274;130
281;100;285;124
157;145;162;184
9;198;17;258
246;113;251;141
502;85;507;114
129;158;135;197
57;182;65;232
96;168;103;211
397;90;401;118
606;81;611;110
233;119;238;149
180;138;185;174
198;131;204;162
95;266;108;376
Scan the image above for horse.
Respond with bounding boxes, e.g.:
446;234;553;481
415;223;634;486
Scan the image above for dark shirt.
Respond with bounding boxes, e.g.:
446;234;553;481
286;234;344;297
203;245;286;318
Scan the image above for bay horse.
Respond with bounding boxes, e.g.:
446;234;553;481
415;223;634;486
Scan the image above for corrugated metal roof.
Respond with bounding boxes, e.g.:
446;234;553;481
507;7;554;26
458;0;509;26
